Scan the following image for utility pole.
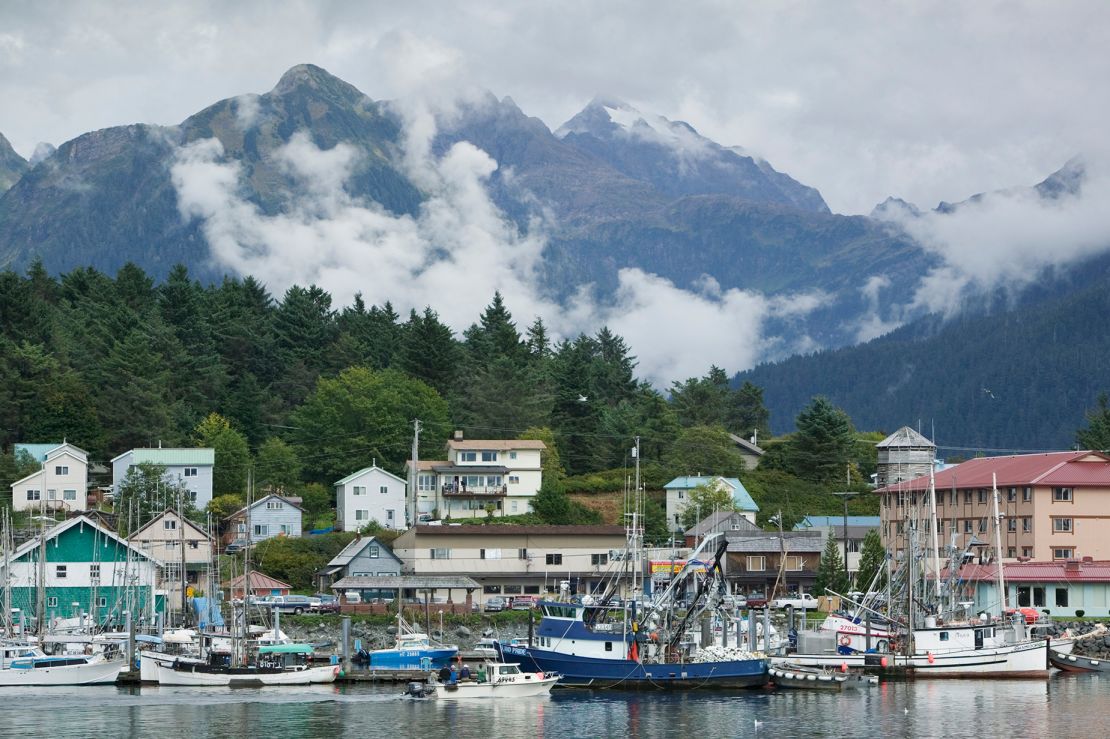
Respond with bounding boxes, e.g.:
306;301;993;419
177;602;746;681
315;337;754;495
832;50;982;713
409;419;422;527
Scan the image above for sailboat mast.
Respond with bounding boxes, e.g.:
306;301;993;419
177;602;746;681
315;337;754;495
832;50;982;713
991;473;1007;617
928;466;941;603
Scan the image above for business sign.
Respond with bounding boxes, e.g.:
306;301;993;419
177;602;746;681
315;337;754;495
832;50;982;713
649;560;708;576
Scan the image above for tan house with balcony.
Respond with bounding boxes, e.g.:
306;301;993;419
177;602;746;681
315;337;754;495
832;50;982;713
405;438;546;522
390;525;627;605
131;509;215;616
876;451;1110;562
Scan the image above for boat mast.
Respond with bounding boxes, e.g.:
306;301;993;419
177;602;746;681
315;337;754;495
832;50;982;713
2;510;11;636
991;473;1007;617
928;466;941;604
179;491;188;625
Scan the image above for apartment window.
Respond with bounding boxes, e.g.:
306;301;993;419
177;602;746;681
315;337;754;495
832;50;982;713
1007;518;1017;532
518;548;528;559
1053;548;1074;560
1007;487;1016;502
509;452;517;460
47;597;58;608
747;556;766;571
266;500;283;509
592;553;609;566
55;565;67;578
963;520;973;533
26;490;40;501
460;452;477;462
355;510;369;521
509;476;520;484
964;491;972;504
280;524;291;535
785;556;804;571
90;564;100;580
63;489;76;501
483;585;502;594
184;468;198;477
165;519;177;530
254;524;268;536
386;510;395;522
97;597;107;608
1056;588;1069;607
978;519;988;533
481;451;498;462
1053;487;1073;502
977;489;987;504
1053;518;1073;533
949;491;957;505
1007;547;1016;558
418;475;436;492
379;485;389;494
1023;487;1032;502
369;545;380;558
678;489;685;500
545;553;563;566
1022;547;1033;558
353;486;366;496
482;548;503;560
431;548;451;560
503;585;522;595
55;465;69;475
47;489;57;500
1023;518;1031;532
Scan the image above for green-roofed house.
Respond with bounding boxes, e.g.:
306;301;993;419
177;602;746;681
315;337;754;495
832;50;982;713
1;514;163;631
112;447;216;509
664;476;760;533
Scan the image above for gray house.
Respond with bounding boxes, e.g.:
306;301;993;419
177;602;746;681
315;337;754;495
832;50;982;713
112;447;216;510
316;535;402;592
224;494;304;546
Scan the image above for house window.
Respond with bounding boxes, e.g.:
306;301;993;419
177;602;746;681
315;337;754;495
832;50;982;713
1007;487;1016;502
1055;588;1069;607
386;510;395;522
55;565;67;578
353;486;366;496
90;564;100;580
785;556;803;571
189;540;198;549
460;452;477;462
418;475;436;492
1007;547;1016;558
266;500;283;509
508;476;520;484
592;553;609;566
678;489;685;500
1022;547;1033;558
964;491;972;504
977;489;987;504
47;489;57;500
518;548;528;559
61;489;76;501
509;452;517;459
47;597;58;608
254;524;268;536
1023;487;1032;502
1033;587;1046;607
747;556;766;571
97;597;107;608
165;519;177;530
379;486;389;495
483;585;502;594
355;510;369;521
184;468;198;477
1053;548;1074;560
279;524;291;535
55;465;69;475
26;490;40;501
949;491;957;505
1023;518;1031;532
1053;487;1073;502
431;548;451;560
481;451;498;462
1053;518;1072;533
482;549;503;560
545;553;563;565
1007;518;1016;532
963;520;973;533
978;520;987;533
511;501;519;513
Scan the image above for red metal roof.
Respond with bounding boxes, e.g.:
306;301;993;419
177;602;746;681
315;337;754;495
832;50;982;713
876;451;1110;493
952;561;1110;583
224;571;293;590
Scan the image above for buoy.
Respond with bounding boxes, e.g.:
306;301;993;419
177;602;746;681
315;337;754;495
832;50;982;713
927;652;935;664
880;656;888;668
840;662;848;673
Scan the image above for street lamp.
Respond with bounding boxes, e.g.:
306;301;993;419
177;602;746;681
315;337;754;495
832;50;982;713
830;491;860;581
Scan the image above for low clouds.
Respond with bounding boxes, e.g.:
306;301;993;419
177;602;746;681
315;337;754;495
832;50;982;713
170;110;821;385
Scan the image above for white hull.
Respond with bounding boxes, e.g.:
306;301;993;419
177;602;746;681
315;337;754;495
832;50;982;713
155;662;339;686
140;651;207;682
780;639;1050;678
436;675;558;699
0;655;125;686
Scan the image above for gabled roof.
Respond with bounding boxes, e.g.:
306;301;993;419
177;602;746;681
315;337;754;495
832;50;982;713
333;465;407;487
951;560;1110;583
876;426;936;449
794;515;882;530
685;511;760;537
875;451;1110;493
229;494;305;519
11;514;164;566
725;532;824;553
727;433;765;456
325;536;401;568
10;447;89;488
111;447;215;466
406;460;443;472
664;476;759;512
131;509;213;541
15;442;88;463
446;439;547;451
224;571;292;591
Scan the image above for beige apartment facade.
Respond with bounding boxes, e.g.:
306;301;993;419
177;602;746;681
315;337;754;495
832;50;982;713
877;451;1110;562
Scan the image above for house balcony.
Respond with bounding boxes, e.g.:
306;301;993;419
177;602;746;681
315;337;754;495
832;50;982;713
441;484;508;498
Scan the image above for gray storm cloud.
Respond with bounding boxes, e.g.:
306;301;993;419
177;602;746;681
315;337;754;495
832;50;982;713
169;107;822;385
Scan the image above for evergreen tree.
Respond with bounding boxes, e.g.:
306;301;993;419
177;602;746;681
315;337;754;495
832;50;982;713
193;413;251;496
397;308;461;398
814;535;849;597
788;396;857;484
727;381;771;440
664;426;747;478
1077;393;1110;452
255;437;303;494
670;368;730;428
855;529;887;591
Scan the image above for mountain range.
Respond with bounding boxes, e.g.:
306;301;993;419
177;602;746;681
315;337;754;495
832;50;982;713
0;63;1106;449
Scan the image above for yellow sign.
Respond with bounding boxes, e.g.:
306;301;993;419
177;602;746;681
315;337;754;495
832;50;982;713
649;560;707;575
186;586;195;598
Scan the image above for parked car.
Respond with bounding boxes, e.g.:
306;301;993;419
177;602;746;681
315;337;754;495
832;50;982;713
771;593;819;610
313;594;340;614
224;539;247;554
745;592;769;609
266;595;313;615
484;596;507;612
511;596;537;610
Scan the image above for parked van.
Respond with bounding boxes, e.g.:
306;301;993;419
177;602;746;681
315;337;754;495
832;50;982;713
344;591;362;604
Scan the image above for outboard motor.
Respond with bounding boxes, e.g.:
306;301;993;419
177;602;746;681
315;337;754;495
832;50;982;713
404;681;434;698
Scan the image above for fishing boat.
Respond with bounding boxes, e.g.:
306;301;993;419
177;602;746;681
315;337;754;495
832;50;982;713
769;661;878;690
369;614;457;669
433;662;559;699
1049;647;1110;673
154;644;339;686
0;643;125;686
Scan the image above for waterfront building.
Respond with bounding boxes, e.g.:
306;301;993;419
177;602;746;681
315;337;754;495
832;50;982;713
111;447;216;510
131;509;215;609
721;529;823;597
793;515;881;576
664;476;759;533
333;465;407;532
315;535;402;592
951;558;1110;618
10;442;90;513
225;571;292;600
223;494;303;546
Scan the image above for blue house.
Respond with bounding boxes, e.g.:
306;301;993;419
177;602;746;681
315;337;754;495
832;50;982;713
315;535;402;592
224;494;303;546
664;476;759;532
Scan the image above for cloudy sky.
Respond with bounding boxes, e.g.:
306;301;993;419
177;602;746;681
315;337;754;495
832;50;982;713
3;0;1107;214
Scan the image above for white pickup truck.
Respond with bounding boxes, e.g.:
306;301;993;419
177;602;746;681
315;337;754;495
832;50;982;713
770;593;819;610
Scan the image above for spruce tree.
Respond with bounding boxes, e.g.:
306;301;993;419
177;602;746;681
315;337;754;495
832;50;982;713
814;535;848;597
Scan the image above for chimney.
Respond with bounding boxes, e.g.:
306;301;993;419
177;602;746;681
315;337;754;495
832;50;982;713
1065;559;1081;572
453;430;464;441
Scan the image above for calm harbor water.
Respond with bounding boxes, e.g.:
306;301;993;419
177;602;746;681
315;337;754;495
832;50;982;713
3;674;1109;738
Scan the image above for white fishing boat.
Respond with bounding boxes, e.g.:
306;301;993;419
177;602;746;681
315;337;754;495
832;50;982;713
0;643;125;686
154;644;339;686
432;662;559;699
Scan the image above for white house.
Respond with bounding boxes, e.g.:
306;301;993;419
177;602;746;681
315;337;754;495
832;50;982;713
10;442;90;513
663;476;760;533
224;494;303;546
334;465;407;532
406;438;546;522
111;447;216;510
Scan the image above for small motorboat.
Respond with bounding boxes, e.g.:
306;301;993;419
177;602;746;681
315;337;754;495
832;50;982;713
1049;647;1110;673
435;662;559;700
769;662;878;690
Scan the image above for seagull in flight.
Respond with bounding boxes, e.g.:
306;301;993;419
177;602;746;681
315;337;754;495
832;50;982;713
981;387;996;399
577;395;589;402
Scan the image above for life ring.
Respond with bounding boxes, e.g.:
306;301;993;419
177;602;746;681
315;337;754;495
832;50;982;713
839;635;852;647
